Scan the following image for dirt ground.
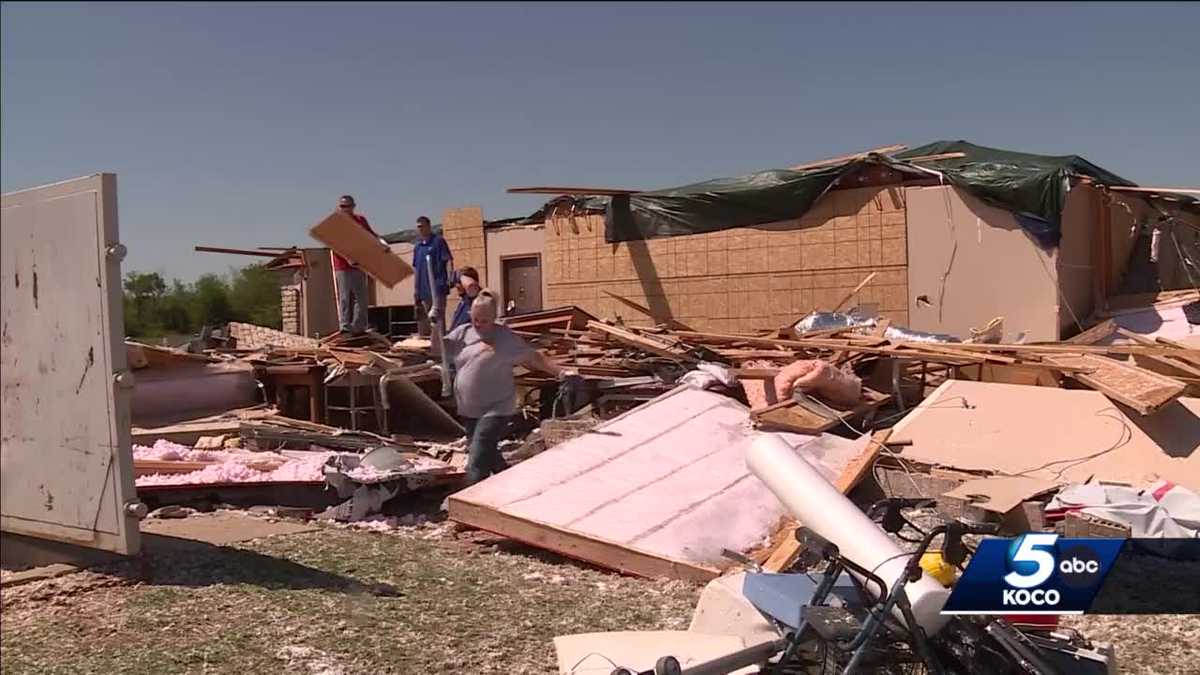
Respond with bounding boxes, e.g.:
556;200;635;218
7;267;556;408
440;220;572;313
3;514;1198;675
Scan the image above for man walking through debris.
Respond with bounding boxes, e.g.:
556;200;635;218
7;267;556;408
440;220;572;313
412;215;453;337
444;290;578;485
331;194;381;336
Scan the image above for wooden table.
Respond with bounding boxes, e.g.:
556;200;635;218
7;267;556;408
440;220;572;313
255;364;326;423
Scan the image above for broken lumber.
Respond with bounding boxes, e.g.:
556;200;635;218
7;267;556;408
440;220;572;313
587;321;697;362
830;271;878;313
601;290;695;331
1042;353;1186;415
762;429;892;572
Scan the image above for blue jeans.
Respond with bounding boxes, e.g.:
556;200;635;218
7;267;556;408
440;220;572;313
464;415;510;486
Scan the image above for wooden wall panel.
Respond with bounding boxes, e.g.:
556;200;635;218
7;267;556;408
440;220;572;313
544;186;909;332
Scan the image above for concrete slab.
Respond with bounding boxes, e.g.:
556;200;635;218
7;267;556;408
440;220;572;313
140;511;317;546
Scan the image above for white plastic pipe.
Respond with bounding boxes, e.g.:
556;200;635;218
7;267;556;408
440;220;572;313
747;434;950;635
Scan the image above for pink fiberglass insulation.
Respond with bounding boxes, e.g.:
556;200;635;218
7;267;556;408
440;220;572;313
132;439;230;463
774;359;862;408
135;449;335;486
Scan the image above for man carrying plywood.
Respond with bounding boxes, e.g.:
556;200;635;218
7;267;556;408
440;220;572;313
330;195;383;335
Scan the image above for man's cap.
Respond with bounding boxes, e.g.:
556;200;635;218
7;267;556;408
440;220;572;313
338;195;356;206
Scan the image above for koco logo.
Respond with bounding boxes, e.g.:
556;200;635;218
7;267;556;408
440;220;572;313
1001;534;1103;607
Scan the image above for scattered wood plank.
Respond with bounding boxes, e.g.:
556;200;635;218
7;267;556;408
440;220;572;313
447;499;720;582
898;152;968;163
506;186;642;196
1106;186;1200;196
830;271;878;313
1041;353;1186;416
309;210;413;287
751;388;891;435
788;144;908;171
134;459;214;477
601;290;695;331
1066;319;1117;345
194;246;284;257
587;321;697;362
762;429;892;572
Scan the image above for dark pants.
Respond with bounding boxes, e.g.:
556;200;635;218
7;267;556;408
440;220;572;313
463;415;510;486
336;268;370;334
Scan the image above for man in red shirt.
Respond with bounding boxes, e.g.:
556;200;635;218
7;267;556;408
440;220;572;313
331;194;380;335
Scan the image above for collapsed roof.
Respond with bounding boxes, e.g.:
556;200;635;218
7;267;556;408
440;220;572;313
536;140;1198;248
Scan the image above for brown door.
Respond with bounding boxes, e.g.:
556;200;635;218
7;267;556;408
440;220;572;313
502;255;543;315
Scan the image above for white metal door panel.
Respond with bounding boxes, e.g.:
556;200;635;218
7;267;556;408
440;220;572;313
1;174;140;554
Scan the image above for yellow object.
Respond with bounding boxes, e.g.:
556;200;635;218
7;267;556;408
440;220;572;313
920;551;957;587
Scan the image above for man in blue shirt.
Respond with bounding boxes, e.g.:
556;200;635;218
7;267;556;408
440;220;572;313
449;266;481;333
412;215;453;337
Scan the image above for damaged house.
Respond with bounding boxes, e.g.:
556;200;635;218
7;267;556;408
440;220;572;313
437;140;1198;342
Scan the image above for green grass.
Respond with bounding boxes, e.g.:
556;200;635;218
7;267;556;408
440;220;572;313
2;527;702;674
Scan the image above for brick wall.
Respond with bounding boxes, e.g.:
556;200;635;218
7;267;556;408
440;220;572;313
228;322;320;350
544;185;909;332
440;206;486;323
281;285;301;335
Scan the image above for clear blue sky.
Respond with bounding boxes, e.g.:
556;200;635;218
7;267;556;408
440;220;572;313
3;2;1198;281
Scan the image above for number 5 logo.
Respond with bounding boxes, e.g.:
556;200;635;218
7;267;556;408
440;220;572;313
1004;533;1058;589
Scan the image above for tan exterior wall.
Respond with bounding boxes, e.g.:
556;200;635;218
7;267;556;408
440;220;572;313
485;225;547;314
370;242;416;307
300;248;339;338
543;186;909;333
905;185;1060;342
441;206;486;324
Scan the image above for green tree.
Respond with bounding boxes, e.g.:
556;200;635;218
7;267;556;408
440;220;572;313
229;264;282;328
190;274;233;329
122;264;282;338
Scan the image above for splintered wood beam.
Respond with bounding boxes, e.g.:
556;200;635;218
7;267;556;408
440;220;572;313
1066;319;1118;345
1106;186;1200;196
1043;353;1186;415
586;321;696;362
762;429;893;572
788;145;908;171
895;152;967;163
830;271;878;312
194;246;284;257
601;290;695;331
507;186;642;196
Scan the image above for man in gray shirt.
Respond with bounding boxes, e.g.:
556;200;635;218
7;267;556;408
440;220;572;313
444;290;575;485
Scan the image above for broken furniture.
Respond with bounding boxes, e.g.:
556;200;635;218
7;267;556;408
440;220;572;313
254;363;327;423
324;369;387;435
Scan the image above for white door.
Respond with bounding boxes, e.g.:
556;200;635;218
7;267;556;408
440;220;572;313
1;174;141;554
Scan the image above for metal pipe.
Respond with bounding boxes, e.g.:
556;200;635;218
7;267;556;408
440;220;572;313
678;638;787;675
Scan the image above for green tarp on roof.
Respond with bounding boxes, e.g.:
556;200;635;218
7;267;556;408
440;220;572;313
599;140;1137;247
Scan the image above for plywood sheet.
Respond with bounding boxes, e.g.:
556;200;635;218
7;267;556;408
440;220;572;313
942;476;1058;515
1043;353;1184;415
891;380;1200;491
309;211;413;288
448;386;863;579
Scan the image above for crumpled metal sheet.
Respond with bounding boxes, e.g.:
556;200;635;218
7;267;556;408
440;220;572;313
793;311;877;333
792;311;961;343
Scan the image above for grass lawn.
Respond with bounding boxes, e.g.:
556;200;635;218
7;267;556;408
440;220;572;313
1;523;701;675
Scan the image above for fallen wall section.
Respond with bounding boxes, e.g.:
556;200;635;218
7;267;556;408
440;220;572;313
448;386;865;581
